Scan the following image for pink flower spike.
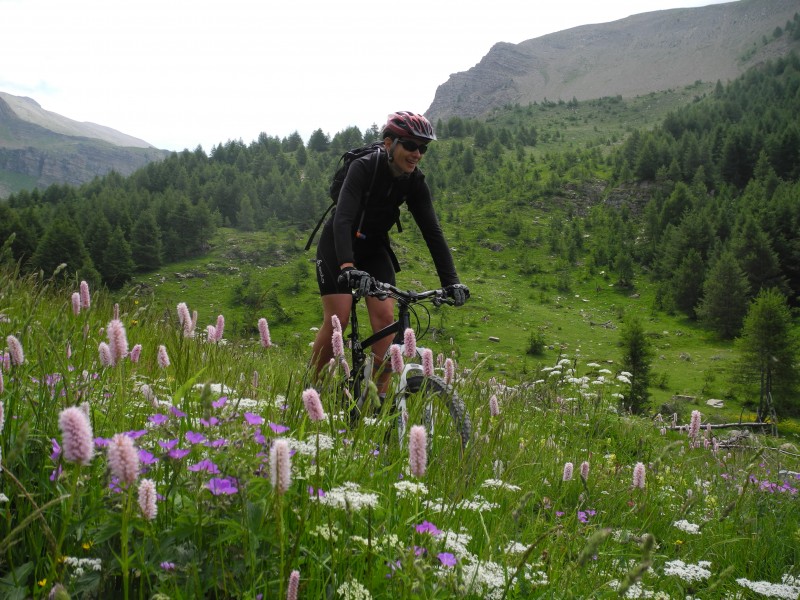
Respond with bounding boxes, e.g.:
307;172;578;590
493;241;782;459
580;461;590;482
58;407;94;465
390;344;404;373
6;335;24;366
107;433;139;485
157;345;170;369
302;388;325;422
130;344;142;364
633;462;646;489
214;314;225;341
444;358;455;385
177;302;190;327
270;439;292;495
287;570;300;600
403;328;417;358
331;314;342;333
489;394;500;417
107;319;129;365
562;462;574;481
79;280;91;309
98;342;114;367
331;330;344;358
688;410;702;439
0;371;4;397
138;479;158;520
409;425;427;479
422;348;434;378
258;318;272;348
71;292;81;315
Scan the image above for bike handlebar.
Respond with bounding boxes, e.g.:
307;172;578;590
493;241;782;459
361;279;454;307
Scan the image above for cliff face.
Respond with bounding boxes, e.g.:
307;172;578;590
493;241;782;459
427;0;800;123
0;93;168;197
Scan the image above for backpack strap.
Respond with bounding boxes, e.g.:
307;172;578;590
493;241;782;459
354;148;382;241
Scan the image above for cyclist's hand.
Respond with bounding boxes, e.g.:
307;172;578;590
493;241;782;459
444;283;469;306
338;267;372;296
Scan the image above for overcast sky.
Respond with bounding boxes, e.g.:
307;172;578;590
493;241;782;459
2;0;733;152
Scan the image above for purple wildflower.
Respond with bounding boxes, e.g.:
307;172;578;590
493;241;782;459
437;552;457;567
207;477;238;495
415;521;442;536
185;431;206;444
244;412;264;426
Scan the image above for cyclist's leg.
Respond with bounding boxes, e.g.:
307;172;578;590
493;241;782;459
311;225;353;381
310;293;352;379
365;295;396;394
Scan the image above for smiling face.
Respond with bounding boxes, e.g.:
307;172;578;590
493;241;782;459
384;137;428;175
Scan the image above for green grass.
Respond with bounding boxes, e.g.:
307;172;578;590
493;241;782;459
1;264;799;599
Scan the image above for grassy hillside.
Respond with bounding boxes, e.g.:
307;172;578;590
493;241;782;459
1;259;798;598
125;223;752;430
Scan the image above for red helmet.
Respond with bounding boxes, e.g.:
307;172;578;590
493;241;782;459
382;111;436;141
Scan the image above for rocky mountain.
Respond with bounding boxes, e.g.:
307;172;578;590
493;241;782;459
426;0;800;123
0;92;168;197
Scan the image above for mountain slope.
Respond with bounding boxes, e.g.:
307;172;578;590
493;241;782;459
427;0;800;123
0;92;168;197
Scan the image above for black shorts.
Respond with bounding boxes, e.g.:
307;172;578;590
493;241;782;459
315;222;396;295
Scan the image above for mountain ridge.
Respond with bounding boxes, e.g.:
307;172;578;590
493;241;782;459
0;92;168;197
426;0;800;123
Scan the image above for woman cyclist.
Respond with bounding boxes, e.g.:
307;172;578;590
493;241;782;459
310;111;468;391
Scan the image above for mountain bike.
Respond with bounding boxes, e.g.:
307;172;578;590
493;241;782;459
342;278;471;453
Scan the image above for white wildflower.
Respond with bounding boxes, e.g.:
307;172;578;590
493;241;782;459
672;519;701;534
504;541;528;554
663;560;712;583
336;579;372;600
317;482;379;511
394;480;428;498
481;479;521;491
736;575;800;600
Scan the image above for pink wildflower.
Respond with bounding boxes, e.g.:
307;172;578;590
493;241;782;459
331;314;342;333
130;344;142;364
0;371;3;397
287;569;300;600
140;384;156;406
444;358;455;385
107;319;128;365
71;292;81;315
206;325;216;341
302;388;325;422
633;462;646;489
258;318;271;348
2;351;8;372
489;394;500;417
403;328;417;358
59;406;94;465
422;348;434;378
270;439;291;495
390;344;404;373
157;345;170;369
107;433;139;485
409;425;427;478
177;302;193;337
332;329;344;358
113;303;120;320
341;359;351;378
563;461;574;481
0;399;5;433
6;335;24;366
79;280;91;309
580;461;590;482
214;314;225;341
688;410;701;439
138;478;158;521
98;342;113;367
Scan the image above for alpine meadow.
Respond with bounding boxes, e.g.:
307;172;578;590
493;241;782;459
2;40;800;600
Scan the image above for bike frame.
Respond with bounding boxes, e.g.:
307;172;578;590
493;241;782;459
346;283;443;436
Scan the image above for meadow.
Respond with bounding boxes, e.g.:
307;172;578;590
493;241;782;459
1;264;799;599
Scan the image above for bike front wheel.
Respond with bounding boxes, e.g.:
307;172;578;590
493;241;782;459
403;374;471;453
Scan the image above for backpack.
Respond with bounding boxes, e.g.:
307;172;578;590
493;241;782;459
304;141;384;251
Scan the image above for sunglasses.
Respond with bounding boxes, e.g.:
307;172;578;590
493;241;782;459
398;139;428;154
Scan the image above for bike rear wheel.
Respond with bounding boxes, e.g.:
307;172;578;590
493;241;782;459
404;374;471;452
